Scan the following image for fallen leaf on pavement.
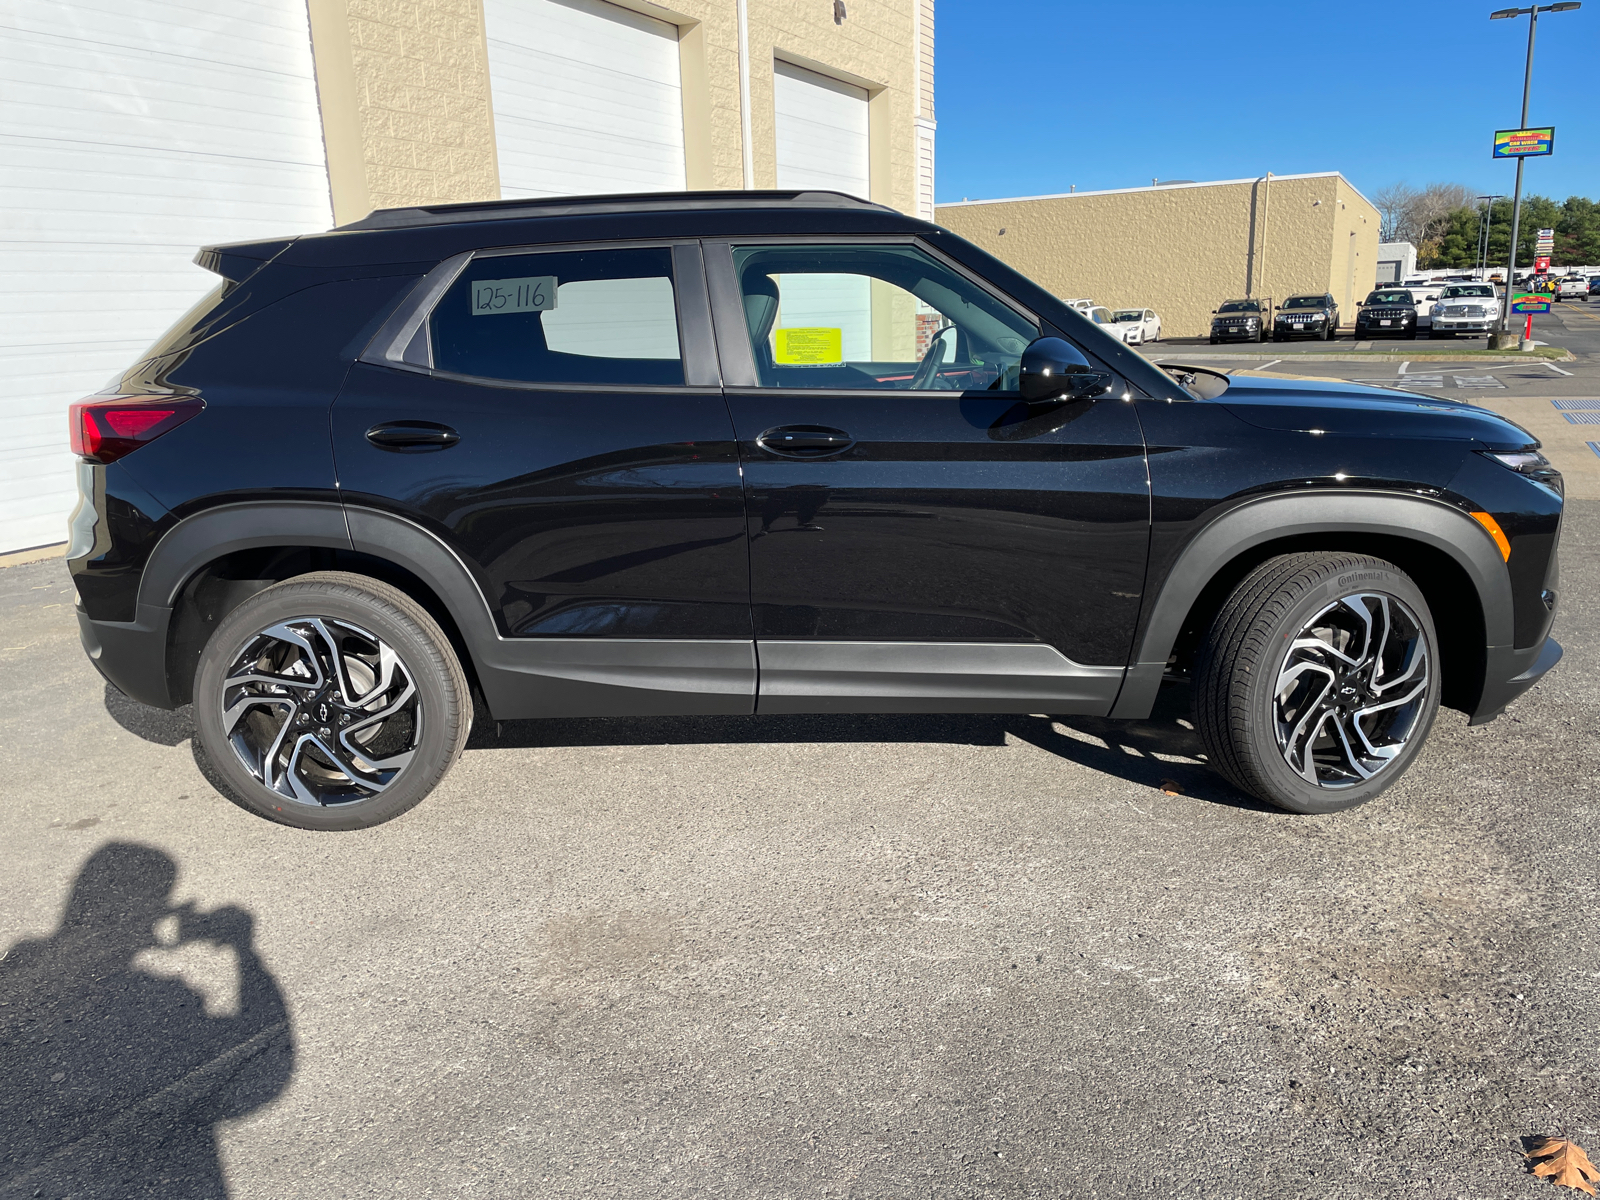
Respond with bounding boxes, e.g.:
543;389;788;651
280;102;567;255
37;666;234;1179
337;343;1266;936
1528;1138;1600;1194
1158;779;1183;796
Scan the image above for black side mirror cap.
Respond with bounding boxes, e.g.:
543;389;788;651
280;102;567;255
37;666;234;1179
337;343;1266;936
1019;336;1113;403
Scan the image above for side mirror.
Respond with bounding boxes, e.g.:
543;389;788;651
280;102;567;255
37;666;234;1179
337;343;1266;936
1019;337;1112;404
1356;300;1364;307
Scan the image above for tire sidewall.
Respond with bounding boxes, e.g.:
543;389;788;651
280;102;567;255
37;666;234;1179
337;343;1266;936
1240;563;1442;815
193;580;463;831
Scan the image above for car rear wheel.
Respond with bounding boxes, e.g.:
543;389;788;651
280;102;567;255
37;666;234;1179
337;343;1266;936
192;572;472;830
1192;553;1440;815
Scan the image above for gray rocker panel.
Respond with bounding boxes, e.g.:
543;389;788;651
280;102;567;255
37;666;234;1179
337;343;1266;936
478;638;757;719
755;641;1124;715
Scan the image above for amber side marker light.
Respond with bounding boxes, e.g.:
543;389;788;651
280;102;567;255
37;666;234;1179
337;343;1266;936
1469;511;1511;561
69;396;204;465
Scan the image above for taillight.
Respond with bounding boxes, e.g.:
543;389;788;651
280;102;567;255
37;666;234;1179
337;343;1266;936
69;396;204;464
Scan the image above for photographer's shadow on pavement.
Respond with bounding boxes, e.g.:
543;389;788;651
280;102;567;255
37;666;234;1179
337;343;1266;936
0;843;293;1199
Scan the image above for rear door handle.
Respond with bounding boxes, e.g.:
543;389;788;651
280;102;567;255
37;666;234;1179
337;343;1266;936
755;425;855;458
365;421;460;452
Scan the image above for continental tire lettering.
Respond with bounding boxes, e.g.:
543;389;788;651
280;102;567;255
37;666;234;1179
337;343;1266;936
1337;571;1388;587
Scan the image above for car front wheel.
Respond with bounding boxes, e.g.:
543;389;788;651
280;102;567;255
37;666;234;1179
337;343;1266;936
192;571;472;830
1192;553;1440;814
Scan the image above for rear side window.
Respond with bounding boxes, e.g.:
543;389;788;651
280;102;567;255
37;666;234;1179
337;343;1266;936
430;247;683;385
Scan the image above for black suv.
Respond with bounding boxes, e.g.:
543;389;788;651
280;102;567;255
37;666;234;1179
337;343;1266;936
68;191;1563;830
1354;288;1420;339
1273;293;1339;341
1209;298;1271;343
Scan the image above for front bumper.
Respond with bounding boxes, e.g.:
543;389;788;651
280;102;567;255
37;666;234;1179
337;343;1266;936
1210;325;1261;340
1274;322;1329;338
1356;319;1415;337
1433;317;1495;332
1470;636;1563;725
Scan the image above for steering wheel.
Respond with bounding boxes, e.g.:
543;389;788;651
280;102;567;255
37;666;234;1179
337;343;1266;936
909;325;956;391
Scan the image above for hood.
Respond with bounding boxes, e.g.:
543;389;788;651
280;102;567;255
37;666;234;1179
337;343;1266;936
1212;374;1537;446
1212;310;1262;321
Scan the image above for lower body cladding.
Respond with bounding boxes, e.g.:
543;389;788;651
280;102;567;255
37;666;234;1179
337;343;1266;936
471;639;1126;719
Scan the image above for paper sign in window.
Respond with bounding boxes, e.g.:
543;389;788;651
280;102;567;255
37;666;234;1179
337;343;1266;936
471;276;558;316
774;327;843;364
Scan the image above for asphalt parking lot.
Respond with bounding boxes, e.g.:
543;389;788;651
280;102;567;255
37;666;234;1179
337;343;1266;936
3;501;1597;1192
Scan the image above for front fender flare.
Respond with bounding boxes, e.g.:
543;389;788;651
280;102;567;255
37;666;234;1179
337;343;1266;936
1108;490;1512;719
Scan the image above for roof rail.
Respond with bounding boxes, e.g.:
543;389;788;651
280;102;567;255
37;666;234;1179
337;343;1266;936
338;190;894;231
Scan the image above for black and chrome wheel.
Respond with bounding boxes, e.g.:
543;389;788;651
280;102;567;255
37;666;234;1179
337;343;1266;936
1193;553;1441;814
193;572;471;830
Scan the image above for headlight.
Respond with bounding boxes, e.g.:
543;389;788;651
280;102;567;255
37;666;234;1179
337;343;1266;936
1431;304;1445;316
1481;448;1562;493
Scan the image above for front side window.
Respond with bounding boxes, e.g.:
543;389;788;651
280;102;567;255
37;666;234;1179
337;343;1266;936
431;247;682;385
731;243;1040;391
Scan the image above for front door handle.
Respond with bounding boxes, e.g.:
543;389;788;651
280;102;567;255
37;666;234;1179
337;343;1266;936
755;425;855;458
366;421;461;452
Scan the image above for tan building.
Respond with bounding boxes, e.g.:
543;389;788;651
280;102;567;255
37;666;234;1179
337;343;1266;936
2;0;934;553
308;0;936;224
936;172;1380;339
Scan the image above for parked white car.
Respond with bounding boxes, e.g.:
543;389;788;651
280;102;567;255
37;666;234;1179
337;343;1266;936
1063;297;1096;314
1556;276;1588;300
1084;305;1118;335
1430;283;1501;337
1112;307;1162;344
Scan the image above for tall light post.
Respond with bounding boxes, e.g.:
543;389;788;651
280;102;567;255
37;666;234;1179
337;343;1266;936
1475;194;1504;279
1489;2;1580;343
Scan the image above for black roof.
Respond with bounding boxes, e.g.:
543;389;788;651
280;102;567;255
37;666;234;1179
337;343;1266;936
339;189;892;231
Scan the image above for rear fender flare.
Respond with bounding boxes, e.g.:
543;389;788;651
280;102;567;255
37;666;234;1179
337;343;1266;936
1108;490;1512;718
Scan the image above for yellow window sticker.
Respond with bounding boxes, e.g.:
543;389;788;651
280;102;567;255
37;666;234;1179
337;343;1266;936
773;327;843;364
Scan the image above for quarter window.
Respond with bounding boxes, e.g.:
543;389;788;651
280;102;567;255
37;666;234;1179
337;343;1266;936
430;247;683;385
731;243;1040;391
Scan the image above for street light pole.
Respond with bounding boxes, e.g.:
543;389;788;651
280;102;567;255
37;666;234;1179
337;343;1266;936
1489;2;1581;344
1476;195;1503;279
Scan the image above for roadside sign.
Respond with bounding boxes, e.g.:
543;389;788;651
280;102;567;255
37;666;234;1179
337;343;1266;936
1535;255;1551;272
1494;127;1555;157
1511;294;1551;314
1537;228;1555;240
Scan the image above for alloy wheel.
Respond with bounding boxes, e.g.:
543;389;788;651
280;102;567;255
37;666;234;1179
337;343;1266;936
219;616;422;806
1272;593;1430;788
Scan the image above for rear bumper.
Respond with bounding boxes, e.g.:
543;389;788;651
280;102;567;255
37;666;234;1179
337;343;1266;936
77;604;175;709
1469;636;1562;725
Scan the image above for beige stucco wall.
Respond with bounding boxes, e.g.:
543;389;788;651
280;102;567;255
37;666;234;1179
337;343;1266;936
935;173;1380;339
308;0;925;225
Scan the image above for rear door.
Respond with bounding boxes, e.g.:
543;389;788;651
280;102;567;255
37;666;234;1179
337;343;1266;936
332;241;754;716
704;238;1149;714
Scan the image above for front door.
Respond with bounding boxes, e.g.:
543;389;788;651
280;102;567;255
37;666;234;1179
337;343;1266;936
705;239;1150;714
332;242;754;716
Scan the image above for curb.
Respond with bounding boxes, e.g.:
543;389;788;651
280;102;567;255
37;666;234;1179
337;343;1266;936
0;542;67;569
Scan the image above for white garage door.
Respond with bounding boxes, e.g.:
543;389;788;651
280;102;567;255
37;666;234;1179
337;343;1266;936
0;0;333;554
772;61;873;360
486;0;686;199
773;59;870;198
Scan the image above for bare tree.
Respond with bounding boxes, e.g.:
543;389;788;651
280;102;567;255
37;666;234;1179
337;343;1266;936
1373;182;1417;243
1407;182;1475;251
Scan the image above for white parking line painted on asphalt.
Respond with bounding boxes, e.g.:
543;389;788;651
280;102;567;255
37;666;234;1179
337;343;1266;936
1398;361;1410;374
1545;362;1574;376
1551;399;1600;410
1256;359;1281;371
1454;375;1506;389
1562;413;1600;424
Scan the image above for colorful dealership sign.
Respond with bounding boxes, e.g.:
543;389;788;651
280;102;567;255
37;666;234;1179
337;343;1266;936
1493;127;1555;158
1511;294;1552;314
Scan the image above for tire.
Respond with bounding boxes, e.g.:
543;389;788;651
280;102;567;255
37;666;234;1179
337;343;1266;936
1405;329;1417;340
1192;553;1441;815
192;571;472;831
1209;337;1218;345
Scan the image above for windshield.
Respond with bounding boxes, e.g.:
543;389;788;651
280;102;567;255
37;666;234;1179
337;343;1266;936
1113;309;1142;322
1443;285;1495;298
1366;291;1413;305
1217;301;1260;313
1089;308;1113;324
1282;296;1325;309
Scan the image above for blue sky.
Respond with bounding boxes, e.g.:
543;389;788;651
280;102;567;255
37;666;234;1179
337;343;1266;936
936;0;1598;205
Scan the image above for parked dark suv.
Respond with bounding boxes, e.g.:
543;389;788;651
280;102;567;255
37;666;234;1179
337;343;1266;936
1208;298;1271;343
1354;288;1420;339
1273;293;1339;341
68;191;1563;829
